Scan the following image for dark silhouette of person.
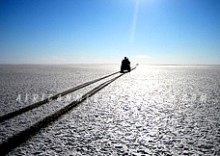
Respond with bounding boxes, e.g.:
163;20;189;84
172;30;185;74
120;57;131;73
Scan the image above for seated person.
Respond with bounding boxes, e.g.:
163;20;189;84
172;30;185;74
120;57;131;73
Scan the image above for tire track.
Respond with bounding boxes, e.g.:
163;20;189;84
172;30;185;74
0;71;120;123
0;66;137;155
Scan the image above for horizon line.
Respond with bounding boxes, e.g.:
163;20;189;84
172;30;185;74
0;63;220;66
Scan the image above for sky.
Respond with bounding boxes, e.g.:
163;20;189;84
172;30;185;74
0;0;220;64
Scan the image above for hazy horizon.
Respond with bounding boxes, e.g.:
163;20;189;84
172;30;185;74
1;63;220;66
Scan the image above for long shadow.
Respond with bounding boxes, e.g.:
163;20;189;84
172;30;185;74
0;71;120;123
0;72;127;155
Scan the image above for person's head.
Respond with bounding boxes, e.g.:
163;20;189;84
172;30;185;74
124;57;127;60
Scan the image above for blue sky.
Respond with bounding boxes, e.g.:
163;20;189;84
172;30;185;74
0;0;220;64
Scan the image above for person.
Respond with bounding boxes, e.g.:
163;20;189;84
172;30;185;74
120;57;131;73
